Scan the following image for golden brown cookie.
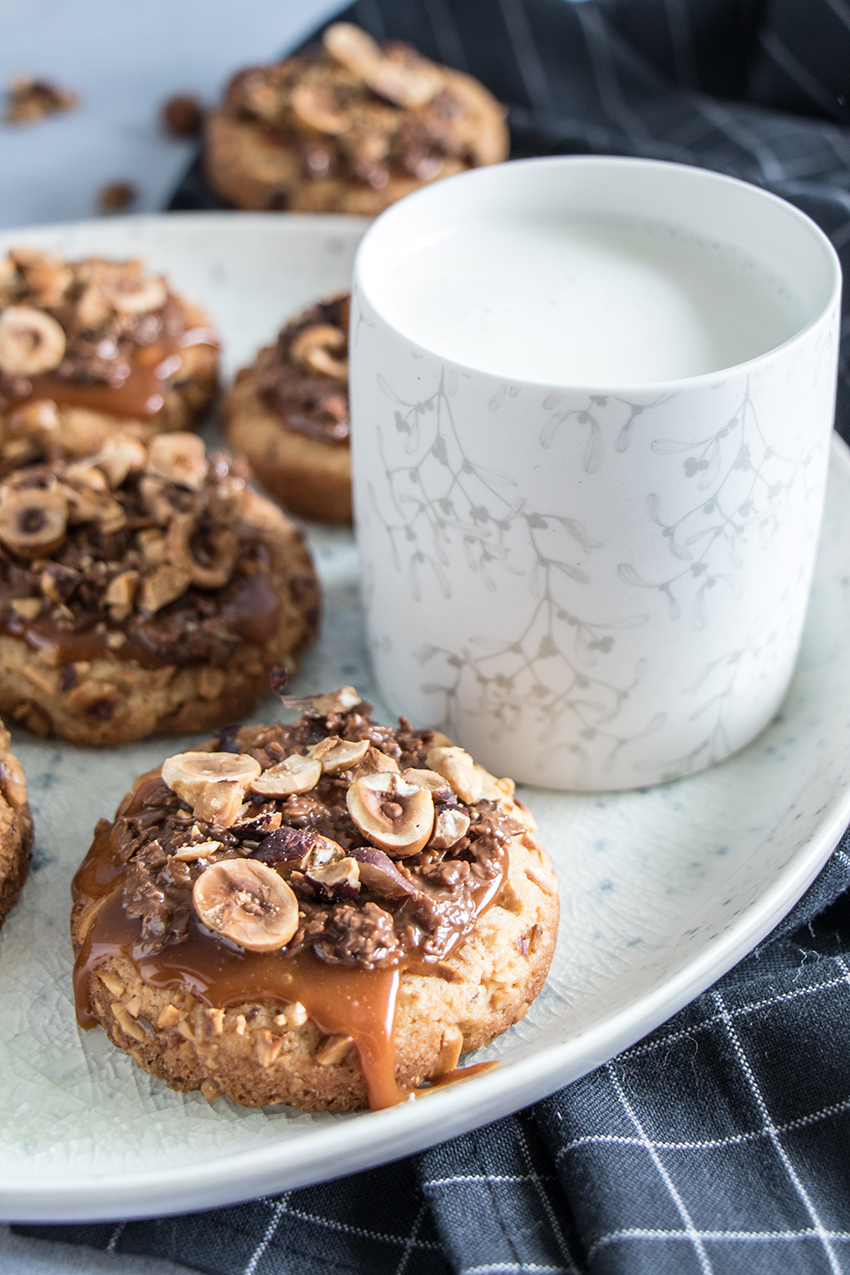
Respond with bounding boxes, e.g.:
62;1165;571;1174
0;435;319;746
204;23;509;215
0;719;33;925
226;294;351;523
0;248;218;473
72;686;558;1111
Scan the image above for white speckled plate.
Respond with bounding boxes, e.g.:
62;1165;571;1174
0;215;848;1222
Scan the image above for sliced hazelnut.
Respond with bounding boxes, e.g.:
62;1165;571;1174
41;560;72;602
256;826;340;871
138;476;174;526
256;1030;285;1067
230;805;282;840
429;807;471;850
426;745;508;805
347;772;435;857
280;685;361;716
104;570;138;617
137;526;169;566
348;844;417;898
364;60;441;109
168;514;238;588
250;753;322;798
401;767;452;793
94;434;147;488
323;22;383;76
0;747;29;811
192;858;299;952
12;598;42;621
498;880;523;914
7;398;59;439
63;462;108;493
525;858;557;896
305;855;361;901
0;306;66;376
281;1001;307;1028
156;1003;180;1029
137;564;191;615
57;479;109;524
99;500;126;535
351;746;400;780
0;487;67;556
11;250;72;304
291;83;347;134
162;750;262;811
146;432;207;490
290;324;347;379
432;1024;463;1077
195;781;251;828
315;1033;354;1066
311;736;369;773
74;283;112;329
490;986;522;1011
97;268;167;315
172;839;221;862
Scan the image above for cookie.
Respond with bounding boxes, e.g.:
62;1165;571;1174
0;248;218;473
72;685;558;1111
0;720;33;926
204;23;509;215
0;434;319;746
226;294;351;523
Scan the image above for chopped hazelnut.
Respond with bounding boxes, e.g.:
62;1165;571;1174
162;94;204;137
315;1033;354;1066
98;182;136;215
156;1004;181;1029
4;75;78;125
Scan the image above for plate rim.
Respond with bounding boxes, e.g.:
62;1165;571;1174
0;215;847;1221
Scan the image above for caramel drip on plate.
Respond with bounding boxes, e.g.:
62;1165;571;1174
4;328;216;420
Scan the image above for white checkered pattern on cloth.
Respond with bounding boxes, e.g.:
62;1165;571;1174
19;1;850;1271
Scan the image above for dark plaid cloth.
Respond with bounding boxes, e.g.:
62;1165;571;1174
19;1;850;1271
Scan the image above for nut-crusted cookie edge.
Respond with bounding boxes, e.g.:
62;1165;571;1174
0;720;33;925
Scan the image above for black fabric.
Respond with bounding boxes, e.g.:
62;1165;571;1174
21;2;850;1271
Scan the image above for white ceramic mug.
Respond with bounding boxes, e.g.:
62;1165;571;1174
349;157;841;790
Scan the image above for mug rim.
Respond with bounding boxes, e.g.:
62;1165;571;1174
353;154;843;394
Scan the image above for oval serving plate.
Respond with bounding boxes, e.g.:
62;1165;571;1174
0;214;848;1220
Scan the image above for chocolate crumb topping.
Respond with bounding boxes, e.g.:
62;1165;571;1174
220;23;494;197
0;434;312;669
252;294;350;445
98;692;525;971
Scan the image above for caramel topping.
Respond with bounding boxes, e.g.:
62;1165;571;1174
1;331;215;420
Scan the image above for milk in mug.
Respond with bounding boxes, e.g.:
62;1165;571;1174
373;215;805;385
